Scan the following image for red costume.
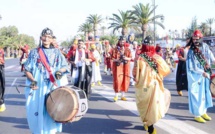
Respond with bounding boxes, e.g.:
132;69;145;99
155;45;163;57
111;42;131;93
103;41;112;70
20;44;29;72
0;49;4;65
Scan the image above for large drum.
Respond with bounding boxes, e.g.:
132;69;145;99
46;86;88;123
210;74;215;98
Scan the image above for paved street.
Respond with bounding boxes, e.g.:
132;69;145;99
0;58;214;134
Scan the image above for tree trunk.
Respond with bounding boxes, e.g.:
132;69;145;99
210;26;212;36
94;24;98;38
121;28;128;37
141;24;148;41
85;32;88;41
6;47;10;57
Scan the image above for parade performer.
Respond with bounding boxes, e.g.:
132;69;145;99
186;30;214;123
111;36;131;102
129;41;138;86
95;36;103;55
155;44;163;57
24;28;69;134
72;40;94;98
165;46;174;72
20;44;29;72
67;44;77;80
0;48;6;112
133;36;171;134
90;44;102;86
176;38;190;96
103;40;112;75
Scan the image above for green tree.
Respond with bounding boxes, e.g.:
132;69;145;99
131;3;165;40
109;35;118;46
108;10;138;36
87;14;103;38
61;40;71;48
78;22;93;41
0;26;36;57
0;26;18;37
206;18;215;36
187;17;198;37
198;22;209;36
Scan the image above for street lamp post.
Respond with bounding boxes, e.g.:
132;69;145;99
169;29;177;48
153;0;156;44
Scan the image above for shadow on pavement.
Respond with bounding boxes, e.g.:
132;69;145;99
169;102;189;111
5;94;25;99
61;117;144;134
166;113;193;121
5;100;25;106
0;116;28;126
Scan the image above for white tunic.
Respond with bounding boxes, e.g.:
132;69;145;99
91;50;102;83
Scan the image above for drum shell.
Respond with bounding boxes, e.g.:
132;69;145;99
46;86;88;123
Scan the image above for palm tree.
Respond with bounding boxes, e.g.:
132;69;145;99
108;10;139;36
109;35;118;47
131;3;165;40
198;22;209;36
87;14;103;38
206;18;215;36
78;22;93;41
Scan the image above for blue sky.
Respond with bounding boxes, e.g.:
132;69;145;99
0;0;215;43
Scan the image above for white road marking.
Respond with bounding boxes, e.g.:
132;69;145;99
5;65;16;69
5;78;17;99
92;85;208;134
5;65;21;70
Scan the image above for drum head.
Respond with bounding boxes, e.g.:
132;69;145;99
210;78;215;98
46;87;79;122
164;89;171;113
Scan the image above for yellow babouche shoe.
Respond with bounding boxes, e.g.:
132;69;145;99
97;81;102;86
147;128;157;134
202;113;212;121
143;124;148;131
194;117;206;123
121;97;127;101
91;83;95;87
113;96;118;102
177;91;183;96
0;104;6;112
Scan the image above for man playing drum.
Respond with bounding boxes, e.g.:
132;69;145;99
24;28;69;134
133;36;171;134
72;40;94;98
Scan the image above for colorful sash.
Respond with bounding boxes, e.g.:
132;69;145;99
38;48;58;86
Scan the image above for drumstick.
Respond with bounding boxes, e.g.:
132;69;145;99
15;85;21;94
15;84;31;94
207;77;215;86
16;84;55;103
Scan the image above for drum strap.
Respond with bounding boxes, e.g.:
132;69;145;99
38;48;58;86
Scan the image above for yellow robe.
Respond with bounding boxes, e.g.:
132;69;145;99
133;54;171;126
